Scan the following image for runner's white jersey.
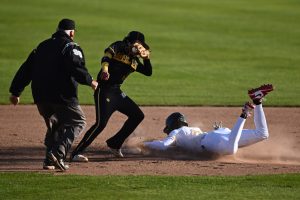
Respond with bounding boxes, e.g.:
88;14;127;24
172;126;205;152
145;126;204;151
144;126;232;152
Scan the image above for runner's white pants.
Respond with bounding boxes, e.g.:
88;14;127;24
201;104;269;155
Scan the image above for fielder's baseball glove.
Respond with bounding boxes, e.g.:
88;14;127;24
132;42;150;59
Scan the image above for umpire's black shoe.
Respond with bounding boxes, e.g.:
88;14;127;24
48;152;68;171
43;159;55;170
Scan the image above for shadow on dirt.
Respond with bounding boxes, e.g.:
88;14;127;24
0;145;222;166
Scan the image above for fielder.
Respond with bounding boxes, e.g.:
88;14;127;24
144;84;274;156
71;31;152;161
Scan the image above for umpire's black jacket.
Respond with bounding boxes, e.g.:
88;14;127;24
9;31;93;106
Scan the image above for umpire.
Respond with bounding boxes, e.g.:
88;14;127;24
9;18;98;171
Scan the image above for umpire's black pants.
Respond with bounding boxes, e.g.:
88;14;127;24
37;103;86;159
72;85;144;155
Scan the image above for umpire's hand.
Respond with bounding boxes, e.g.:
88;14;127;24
91;80;98;91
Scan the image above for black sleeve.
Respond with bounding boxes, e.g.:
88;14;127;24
101;47;114;64
9;50;35;96
136;58;152;76
63;44;93;86
104;42;116;56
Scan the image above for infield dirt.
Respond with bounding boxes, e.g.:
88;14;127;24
0;105;299;176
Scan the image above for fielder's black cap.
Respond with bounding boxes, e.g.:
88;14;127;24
58;18;75;30
125;31;149;49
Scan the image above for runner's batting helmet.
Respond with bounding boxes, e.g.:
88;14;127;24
163;112;188;134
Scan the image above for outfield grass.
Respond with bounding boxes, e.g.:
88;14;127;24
0;173;299;200
0;0;300;106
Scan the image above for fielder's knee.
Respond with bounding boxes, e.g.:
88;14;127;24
129;110;144;124
136;112;144;123
134;112;144;127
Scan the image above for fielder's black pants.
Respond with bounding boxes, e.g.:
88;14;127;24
37;103;86;159
72;85;144;155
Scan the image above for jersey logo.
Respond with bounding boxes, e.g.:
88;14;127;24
121;92;127;98
62;42;79;54
113;53;131;65
73;49;83;58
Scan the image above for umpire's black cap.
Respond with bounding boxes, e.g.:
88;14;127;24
58;18;76;30
125;31;150;49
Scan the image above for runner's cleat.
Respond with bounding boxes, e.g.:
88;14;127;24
248;84;274;101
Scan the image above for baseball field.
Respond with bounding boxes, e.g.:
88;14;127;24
1;0;300;199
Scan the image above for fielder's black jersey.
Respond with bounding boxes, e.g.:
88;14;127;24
97;41;152;87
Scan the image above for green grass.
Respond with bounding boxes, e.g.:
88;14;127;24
1;0;300;106
0;173;299;200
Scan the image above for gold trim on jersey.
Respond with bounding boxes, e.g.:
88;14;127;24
113;53;131;65
113;53;137;70
105;51;113;59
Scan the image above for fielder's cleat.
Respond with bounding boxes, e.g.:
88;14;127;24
109;147;124;158
43;159;55;170
248;84;274;101
241;102;255;118
48;152;68;171
72;154;89;162
63;164;70;170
